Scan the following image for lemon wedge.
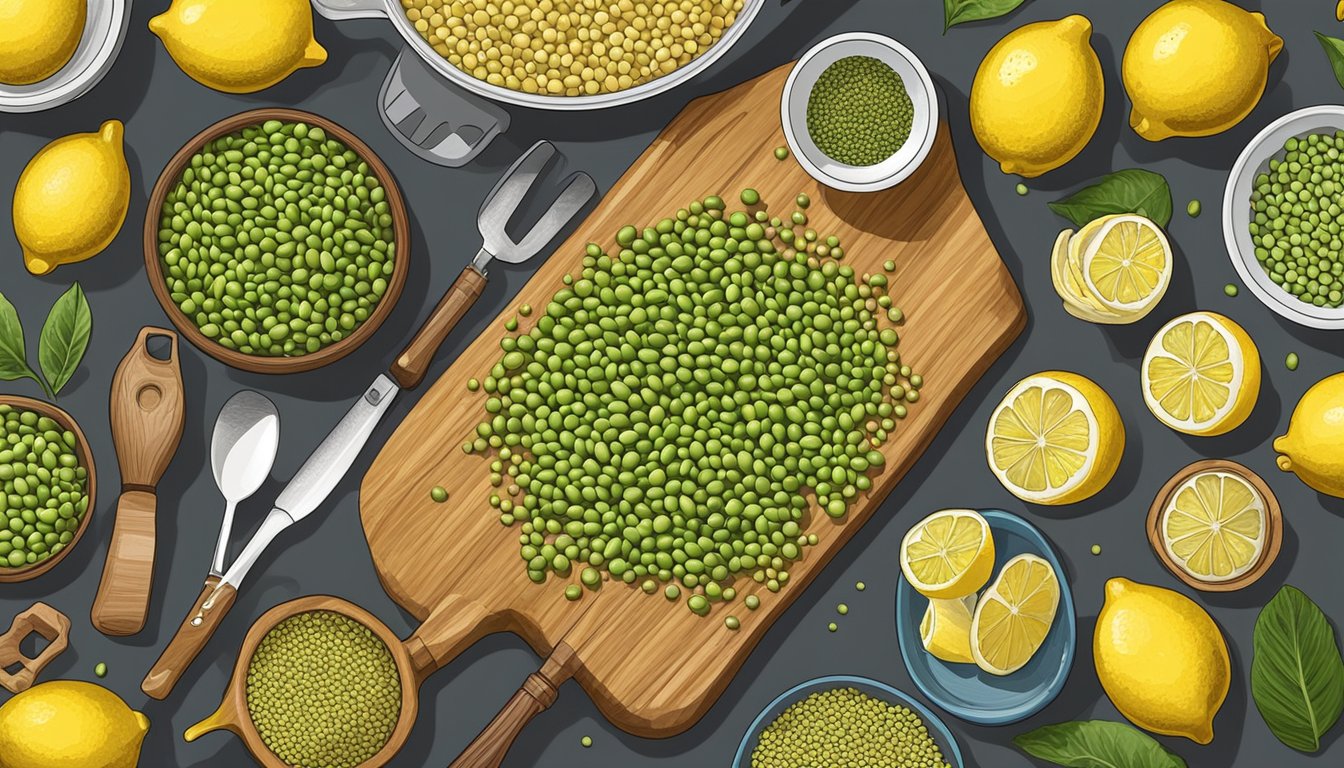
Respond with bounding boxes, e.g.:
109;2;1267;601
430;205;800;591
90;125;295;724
1161;469;1266;583
971;553;1060;676
900;509;995;600
150;0;326;94
1142;311;1260;436
986;371;1125;505
921;595;978;665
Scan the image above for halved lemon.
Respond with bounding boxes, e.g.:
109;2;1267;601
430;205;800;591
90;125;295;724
1078;214;1171;318
1142;312;1260;436
921;594;978;664
986;371;1125;505
1161;469;1266;583
971;553;1060;676
899;509;995;600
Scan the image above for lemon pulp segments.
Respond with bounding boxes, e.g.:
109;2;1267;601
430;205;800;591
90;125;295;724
899;509;994;599
1143;312;1258;435
990;380;1092;497
1162;471;1265;582
971;554;1060;676
1082;216;1171;311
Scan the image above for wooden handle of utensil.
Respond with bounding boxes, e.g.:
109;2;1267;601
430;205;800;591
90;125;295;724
390;267;487;390
141;578;234;700
91;490;159;637
448;644;579;768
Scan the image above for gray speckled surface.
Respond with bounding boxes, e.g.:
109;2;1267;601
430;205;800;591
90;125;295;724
0;1;1341;766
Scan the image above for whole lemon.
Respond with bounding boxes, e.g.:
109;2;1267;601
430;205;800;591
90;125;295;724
150;0;327;94
1274;372;1344;497
13;120;130;276
970;15;1103;178
1094;578;1229;744
0;0;85;85
1123;0;1282;141
0;680;150;768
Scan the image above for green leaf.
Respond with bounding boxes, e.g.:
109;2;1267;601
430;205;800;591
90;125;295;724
38;283;92;397
0;290;45;393
1315;32;1344;91
1048;169;1174;228
1251;585;1344;753
1014;720;1188;768
944;0;1028;32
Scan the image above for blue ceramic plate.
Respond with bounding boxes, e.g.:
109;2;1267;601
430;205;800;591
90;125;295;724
895;509;1076;725
732;675;965;768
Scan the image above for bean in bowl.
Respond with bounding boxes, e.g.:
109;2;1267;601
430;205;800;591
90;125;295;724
0;404;89;570
157;119;397;359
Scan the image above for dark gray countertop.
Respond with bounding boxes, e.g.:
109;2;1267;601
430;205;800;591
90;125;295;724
1;1;1340;766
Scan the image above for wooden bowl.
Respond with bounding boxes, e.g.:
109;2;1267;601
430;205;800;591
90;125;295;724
186;596;429;768
1146;459;1283;592
144;109;410;374
0;396;97;583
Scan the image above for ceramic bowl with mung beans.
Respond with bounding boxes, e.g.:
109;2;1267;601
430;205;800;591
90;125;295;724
145;109;411;373
0;396;96;583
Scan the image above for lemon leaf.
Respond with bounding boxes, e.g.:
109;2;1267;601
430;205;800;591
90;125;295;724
1014;720;1188;767
943;0;1029;32
38;283;92;397
1315;32;1344;91
1251;585;1344;753
1049;170;1173;228
0;290;47;395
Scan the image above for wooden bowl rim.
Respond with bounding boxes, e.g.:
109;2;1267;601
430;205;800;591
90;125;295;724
143;108;410;374
0;396;97;583
212;595;421;768
1145;458;1284;593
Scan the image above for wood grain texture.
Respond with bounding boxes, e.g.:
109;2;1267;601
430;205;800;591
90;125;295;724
360;64;1025;739
141;576;224;700
0;602;70;694
90;490;158;636
391;266;488;389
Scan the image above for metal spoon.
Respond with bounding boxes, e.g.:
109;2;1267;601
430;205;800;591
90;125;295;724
208;391;280;578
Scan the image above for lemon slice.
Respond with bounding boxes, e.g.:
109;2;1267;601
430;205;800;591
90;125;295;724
1052;229;1126;324
985;371;1125;505
921;595;978;664
899;509;995;600
971;553;1060;676
1161;470;1266;583
1079;214;1171;318
1142;312;1261;436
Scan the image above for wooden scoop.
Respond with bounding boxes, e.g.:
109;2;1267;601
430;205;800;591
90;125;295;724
186;595;487;767
91;328;185;637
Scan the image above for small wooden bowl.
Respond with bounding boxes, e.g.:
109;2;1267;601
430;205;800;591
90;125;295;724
186;596;430;768
1147;459;1283;592
0;396;97;583
144;108;410;374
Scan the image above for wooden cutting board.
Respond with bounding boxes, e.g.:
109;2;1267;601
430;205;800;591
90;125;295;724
360;63;1025;751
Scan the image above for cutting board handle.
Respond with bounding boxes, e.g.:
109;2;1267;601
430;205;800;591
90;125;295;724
404;594;498;683
447;644;578;768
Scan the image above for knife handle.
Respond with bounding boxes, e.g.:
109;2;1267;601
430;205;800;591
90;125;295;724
391;265;487;390
141;577;234;701
90;490;158;637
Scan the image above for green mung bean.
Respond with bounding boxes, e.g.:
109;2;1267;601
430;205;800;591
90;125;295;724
1224;283;1239;297
1250;132;1344;308
430;486;448;503
246;611;401;768
1187;199;1202;218
158;121;397;357
806;56;914;167
0;405;89;570
774;146;789;161
750;687;952;768
1286;352;1300;371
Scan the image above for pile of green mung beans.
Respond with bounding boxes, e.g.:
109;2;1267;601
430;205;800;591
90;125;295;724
246;610;401;768
806;56;915;167
750;687;952;768
158;120;397;357
1250;132;1344;308
0;405;89;569
466;191;919;616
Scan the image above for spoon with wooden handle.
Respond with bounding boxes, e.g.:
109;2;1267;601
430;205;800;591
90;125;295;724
91;328;185;637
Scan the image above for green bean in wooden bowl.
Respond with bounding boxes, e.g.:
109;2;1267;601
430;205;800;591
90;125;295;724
0;396;96;583
144;109;410;374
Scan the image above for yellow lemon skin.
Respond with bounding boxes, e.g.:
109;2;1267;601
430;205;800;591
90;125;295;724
1094;578;1229;744
970;15;1103;178
1275;372;1344;497
14;120;130;276
1123;0;1282;141
0;680;151;768
0;0;85;85
150;0;327;94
